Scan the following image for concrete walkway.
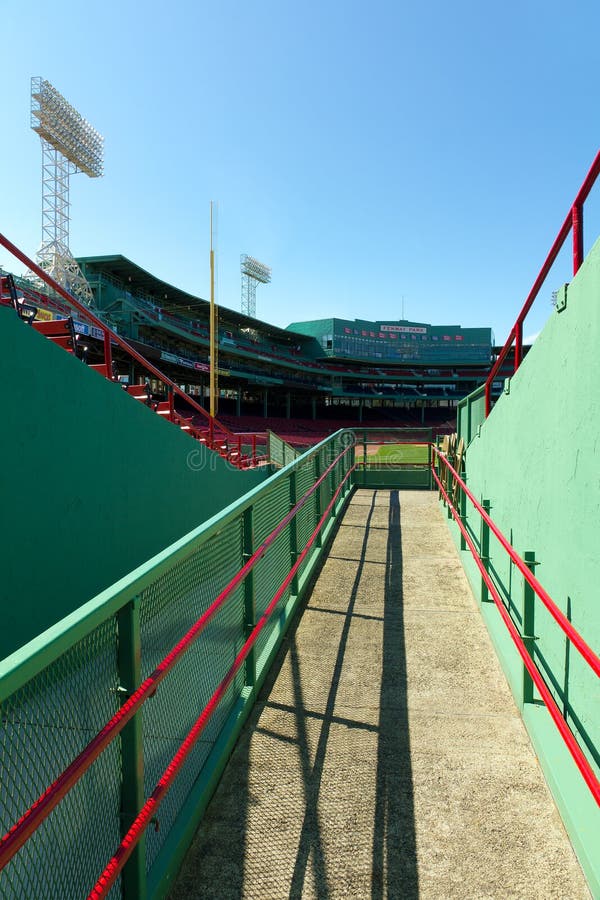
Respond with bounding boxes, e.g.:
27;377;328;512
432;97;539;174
170;490;589;899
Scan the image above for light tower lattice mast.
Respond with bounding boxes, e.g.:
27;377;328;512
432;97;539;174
241;254;271;318
31;77;104;305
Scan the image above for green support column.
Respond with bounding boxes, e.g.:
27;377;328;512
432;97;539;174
117;598;147;900
289;471;300;594
243;506;256;688
286;392;291;419
263;389;268;418
522;550;539;705
480;499;492;602
314;453;323;548
358;400;363;423
459;474;468;551
311;397;317;420
362;431;367;487
236;389;241;417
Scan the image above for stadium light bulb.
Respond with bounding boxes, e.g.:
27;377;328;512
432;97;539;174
31;77;104;177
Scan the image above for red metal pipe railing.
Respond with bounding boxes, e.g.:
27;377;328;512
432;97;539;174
0;232;265;467
88;460;355;898
432;451;600;806
432;447;600;677
485;149;600;416
0;444;352;874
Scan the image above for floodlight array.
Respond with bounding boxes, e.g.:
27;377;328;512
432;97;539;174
31;77;104;178
241;253;271;284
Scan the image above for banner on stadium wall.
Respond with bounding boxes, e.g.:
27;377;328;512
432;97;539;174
74;321;105;340
34;308;55;322
380;325;427;334
161;350;210;373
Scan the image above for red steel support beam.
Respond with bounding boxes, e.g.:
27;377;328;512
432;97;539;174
0;232;257;450
485;149;600;417
572;203;584;274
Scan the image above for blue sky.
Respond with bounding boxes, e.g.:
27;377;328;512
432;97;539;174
1;0;599;345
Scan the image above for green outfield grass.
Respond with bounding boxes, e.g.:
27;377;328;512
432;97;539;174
356;442;431;464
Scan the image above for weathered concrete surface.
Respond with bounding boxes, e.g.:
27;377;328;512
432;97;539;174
169;489;589;900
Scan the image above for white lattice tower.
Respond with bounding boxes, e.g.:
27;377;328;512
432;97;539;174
241;254;271;318
31;77;104;306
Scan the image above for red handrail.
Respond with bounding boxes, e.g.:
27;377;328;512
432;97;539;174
432;451;600;806
0;444;352;873
485;149;600;416
0;232;264;466
432;447;600;677
88;460;355;898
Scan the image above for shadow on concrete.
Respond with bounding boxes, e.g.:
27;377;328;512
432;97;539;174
266;489;418;899
169;489;418;898
371;489;418;899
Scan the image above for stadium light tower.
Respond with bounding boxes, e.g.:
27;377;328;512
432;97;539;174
30;77;104;305
241;254;271;318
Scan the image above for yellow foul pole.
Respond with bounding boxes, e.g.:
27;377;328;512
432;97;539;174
209;201;218;417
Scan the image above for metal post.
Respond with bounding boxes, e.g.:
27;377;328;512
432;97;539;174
104;330;113;379
362;431;367;487
522;550;538;704
117;598;146;900
515;321;523;372
289;471;300;593
428;441;432;490
314;453;323;548
480;499;491;602
459;474;467;551
168;385;175;421
243;506;256;688
484;381;489;418
572;203;584;273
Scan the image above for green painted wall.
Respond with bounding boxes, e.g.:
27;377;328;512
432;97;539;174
453;237;600;895
0;309;268;660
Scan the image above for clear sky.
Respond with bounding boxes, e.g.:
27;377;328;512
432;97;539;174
1;0;599;345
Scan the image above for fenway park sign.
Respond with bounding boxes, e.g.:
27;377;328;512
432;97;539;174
380;325;427;334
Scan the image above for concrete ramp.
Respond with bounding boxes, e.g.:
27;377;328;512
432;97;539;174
170;490;588;899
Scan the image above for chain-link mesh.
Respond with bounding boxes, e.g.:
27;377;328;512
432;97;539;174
0;435;352;898
295;455;319;582
253;478;293;673
0;619;123;900
139;517;246;870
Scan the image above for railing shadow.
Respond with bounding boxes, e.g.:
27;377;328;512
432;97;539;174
169;489;418;897
371;490;418;899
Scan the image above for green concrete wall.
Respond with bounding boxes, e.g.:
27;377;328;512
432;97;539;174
0;309;268;660
451;237;600;895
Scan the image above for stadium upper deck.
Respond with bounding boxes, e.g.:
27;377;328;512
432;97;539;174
3;253;509;422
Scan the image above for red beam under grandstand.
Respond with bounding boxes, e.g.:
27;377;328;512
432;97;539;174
0;231;265;467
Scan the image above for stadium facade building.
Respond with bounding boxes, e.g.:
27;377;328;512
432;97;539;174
74;255;501;425
287;316;492;365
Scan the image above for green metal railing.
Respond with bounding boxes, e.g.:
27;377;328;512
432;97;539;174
353;427;434;489
0;431;354;900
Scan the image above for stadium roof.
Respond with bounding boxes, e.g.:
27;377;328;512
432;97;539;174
77;254;308;342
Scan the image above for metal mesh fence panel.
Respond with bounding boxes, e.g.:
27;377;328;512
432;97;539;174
253;478;292;671
295;456;318;582
138;517;246;871
0;618;123;900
